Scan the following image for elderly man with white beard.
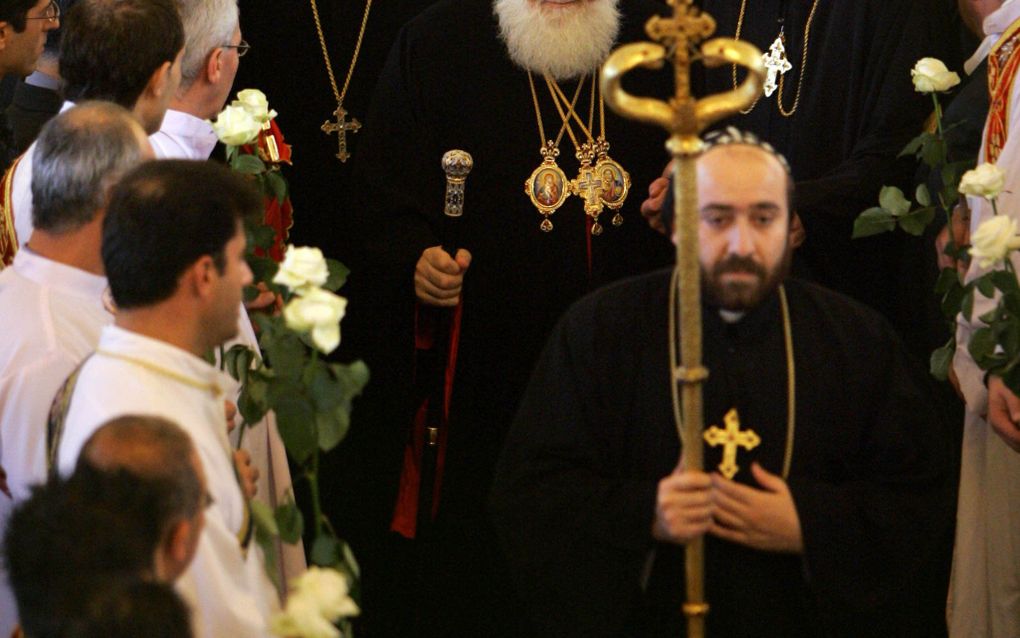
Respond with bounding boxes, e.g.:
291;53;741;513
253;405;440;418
343;0;674;635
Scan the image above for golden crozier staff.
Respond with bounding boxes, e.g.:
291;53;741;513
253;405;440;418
600;0;764;635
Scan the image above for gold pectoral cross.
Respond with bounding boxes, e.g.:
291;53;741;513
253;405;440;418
321;105;361;163
570;143;607;235
703;408;760;479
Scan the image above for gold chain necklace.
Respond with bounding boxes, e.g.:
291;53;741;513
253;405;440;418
668;273;796;480
732;0;820;117
525;71;585;232
543;73;633;235
310;0;371;162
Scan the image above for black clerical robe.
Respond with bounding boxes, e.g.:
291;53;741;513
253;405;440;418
491;272;955;638
696;0;961;328
348;0;674;531
338;0;675;633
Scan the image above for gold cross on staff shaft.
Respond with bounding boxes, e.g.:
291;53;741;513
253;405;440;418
703;408;760;479
321;105;361;163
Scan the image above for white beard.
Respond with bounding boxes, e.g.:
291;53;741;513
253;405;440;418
494;0;621;81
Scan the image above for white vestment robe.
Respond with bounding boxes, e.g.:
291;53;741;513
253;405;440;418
951;2;1020;635
58;325;279;638
0;248;111;638
150;108;306;593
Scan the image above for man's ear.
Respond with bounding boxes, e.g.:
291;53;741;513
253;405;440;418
206;47;224;85
182;255;218;300
145;59;174;100
0;22;11;53
167;518;194;564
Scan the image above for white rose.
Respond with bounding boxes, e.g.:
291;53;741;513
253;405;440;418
969;215;1020;268
232;88;278;123
210;104;261;146
283;288;348;354
270;594;341;638
290;567;360;621
959;163;1006;200
911;57;961;93
274;245;330;292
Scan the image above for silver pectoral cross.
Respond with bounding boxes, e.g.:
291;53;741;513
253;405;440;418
762;35;792;98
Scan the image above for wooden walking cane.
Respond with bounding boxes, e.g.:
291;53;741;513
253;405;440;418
600;3;763;636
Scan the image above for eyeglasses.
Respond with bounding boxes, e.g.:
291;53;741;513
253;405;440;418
25;0;59;23
221;39;250;58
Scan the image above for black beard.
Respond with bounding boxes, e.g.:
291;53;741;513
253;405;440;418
702;250;791;311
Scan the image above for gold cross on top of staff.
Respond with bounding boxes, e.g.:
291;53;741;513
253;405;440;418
703;408;760;479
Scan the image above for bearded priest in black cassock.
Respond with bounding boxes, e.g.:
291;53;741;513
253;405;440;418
640;1;961;337
491;134;956;637
341;0;674;634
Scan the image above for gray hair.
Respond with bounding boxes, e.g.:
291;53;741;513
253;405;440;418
31;101;148;234
176;0;239;90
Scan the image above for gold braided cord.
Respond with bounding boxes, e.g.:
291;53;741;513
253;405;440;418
310;0;372;105
668;271;796;479
731;0;820;118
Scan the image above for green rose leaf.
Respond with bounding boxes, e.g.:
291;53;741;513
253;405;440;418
274;496;304;544
340;539;361;579
223;344;255;384
273;395;317;463
317;407;351;453
935;267;961;295
308;364;342;413
852;208;896;238
251;498;280;536
266;170;288;204
237;376;268;425
962;287;976;322
930;340;955;380
254;520;281;591
879;186;912;217
992;270;1020;296
968;327;999;364
977;275;996;299
915;183;932;207
920;135;947;167
310;534;341;567
325;259;350;292
333;360;370;397
898;206;935;236
263;332;306;380
898;132;930;159
231;152;266;175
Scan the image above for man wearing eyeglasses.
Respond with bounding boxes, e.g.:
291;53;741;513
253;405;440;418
148;0;307;599
0;0;58;80
150;0;246;160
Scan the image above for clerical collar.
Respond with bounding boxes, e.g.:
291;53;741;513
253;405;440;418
719;309;745;324
24;70;61;92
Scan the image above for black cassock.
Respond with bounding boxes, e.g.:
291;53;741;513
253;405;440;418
491;272;955;638
338;0;674;633
695;0;962;331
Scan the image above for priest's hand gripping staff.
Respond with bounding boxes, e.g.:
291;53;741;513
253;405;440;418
600;3;763;636
417;149;474;536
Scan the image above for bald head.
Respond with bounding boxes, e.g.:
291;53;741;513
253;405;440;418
78;415;205;521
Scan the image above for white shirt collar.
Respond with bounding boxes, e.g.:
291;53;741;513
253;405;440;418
12;247;108;300
966;0;1020;74
153;109;219;160
99;324;239;398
